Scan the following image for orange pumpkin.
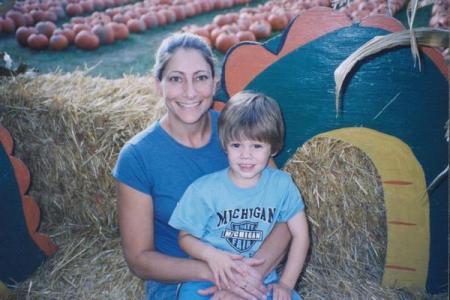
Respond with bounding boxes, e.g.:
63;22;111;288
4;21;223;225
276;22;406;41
53;28;75;44
213;14;229;27
236;30;256;42
127;18;146;33
15;26;37;46
172;5;186;21
6;11;27;28
92;23;115;44
80;0;95;13
35;21;56;38
215;31;239;53
30;9;46;23
249;20;271;39
66;3;84;16
27;33;49;50
162;9;177;23
155;11;167;25
49;33;69;50
73;23;92;35
140;12;158;29
110;22;129;40
74;30;100;50
0;17;16;33
268;13;288;31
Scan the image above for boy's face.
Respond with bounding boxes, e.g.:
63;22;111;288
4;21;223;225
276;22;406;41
226;139;272;188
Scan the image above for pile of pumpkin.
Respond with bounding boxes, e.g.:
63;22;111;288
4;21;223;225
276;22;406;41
0;0;133;34
337;0;405;20
429;0;448;29
429;0;448;62
181;0;331;53
11;0;250;50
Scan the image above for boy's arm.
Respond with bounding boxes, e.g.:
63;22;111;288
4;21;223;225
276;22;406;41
279;211;309;289
178;230;216;262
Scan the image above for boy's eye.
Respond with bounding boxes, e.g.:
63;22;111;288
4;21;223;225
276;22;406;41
230;143;240;148
253;144;263;149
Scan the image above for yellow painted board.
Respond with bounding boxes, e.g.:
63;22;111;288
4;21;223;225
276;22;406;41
320;127;429;291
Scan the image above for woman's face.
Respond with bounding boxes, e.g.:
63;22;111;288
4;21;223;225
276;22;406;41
157;48;215;125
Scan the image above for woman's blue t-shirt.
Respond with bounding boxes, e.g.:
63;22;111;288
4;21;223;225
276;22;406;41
112;110;228;257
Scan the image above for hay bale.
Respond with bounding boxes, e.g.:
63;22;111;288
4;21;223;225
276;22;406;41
9;224;144;299
0;71;161;299
284;136;404;298
0;71;164;227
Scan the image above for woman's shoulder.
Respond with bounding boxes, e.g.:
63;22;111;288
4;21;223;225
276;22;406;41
126;121;160;146
191;168;227;188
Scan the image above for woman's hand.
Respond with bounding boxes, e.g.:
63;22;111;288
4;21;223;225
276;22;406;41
203;247;245;289
198;257;267;300
269;282;292;300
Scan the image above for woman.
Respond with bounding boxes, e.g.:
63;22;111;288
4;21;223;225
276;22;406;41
113;32;291;299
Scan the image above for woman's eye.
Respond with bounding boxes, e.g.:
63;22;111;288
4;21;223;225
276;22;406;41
196;74;209;81
169;76;183;82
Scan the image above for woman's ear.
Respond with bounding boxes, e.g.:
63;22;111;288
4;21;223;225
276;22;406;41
154;78;163;96
214;77;220;94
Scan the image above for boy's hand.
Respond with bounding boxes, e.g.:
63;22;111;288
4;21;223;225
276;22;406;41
204;247;245;289
198;257;267;300
269;282;292;300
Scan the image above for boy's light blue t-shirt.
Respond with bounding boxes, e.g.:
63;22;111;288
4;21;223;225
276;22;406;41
169;167;304;259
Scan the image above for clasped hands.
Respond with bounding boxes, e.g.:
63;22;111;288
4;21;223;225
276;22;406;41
199;248;268;300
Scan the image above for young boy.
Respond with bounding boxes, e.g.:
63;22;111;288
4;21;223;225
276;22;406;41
169;91;309;300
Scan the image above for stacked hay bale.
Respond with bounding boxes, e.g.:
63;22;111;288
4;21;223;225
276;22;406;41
0;73;439;299
0;71;165;299
284;137;415;299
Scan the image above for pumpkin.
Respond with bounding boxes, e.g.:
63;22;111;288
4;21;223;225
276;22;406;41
15;26;37;46
215;31;239;53
172;5;186;21
268;13;288;31
93;0;106;11
0;17;16;33
127;18;146;33
184;3;197;17
53;28;75;44
74;30;100;50
80;0;95;13
44;10;58;22
163;8;177;23
236;30;256;42
73;23;91;35
110;22;129;40
49;33;69;50
30;9;46;22
155;11;167;25
212;14;230;27
140;13;158;29
249;20;271;39
66;3;83;16
35;21;56;38
5;11;27;28
92;23;115;44
27;33;49;50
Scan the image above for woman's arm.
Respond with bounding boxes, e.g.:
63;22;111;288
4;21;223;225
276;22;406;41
117;181;212;283
251;222;292;277
279;211;309;288
178;231;245;289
